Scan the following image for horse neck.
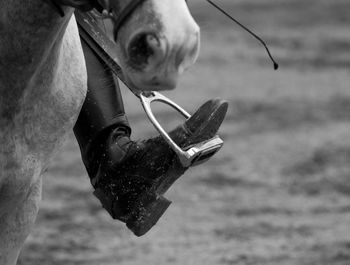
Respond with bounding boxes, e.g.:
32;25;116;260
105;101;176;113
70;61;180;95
0;0;74;121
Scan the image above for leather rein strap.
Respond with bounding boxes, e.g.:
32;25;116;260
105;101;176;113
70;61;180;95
74;0;147;97
75;11;125;80
75;10;141;97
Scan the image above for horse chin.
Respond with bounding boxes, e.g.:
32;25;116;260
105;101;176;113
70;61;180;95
123;71;178;92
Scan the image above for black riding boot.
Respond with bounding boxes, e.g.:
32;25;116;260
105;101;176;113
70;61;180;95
74;38;131;180
74;38;228;236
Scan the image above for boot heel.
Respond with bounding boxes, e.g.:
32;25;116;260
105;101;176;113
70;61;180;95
127;195;172;237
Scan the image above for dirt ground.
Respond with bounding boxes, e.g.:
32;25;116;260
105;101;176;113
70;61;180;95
18;0;350;264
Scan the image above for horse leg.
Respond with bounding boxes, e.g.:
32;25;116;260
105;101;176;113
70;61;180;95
0;177;42;265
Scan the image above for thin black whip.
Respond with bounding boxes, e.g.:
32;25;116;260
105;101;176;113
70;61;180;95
206;0;279;70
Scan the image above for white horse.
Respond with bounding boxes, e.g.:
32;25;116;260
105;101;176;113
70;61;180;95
0;0;199;264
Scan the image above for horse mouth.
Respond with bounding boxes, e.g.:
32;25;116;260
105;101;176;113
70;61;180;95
123;71;177;92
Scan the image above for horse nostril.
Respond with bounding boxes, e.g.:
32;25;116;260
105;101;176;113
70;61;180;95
127;33;165;70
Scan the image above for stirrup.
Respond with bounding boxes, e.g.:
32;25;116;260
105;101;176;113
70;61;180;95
139;91;224;168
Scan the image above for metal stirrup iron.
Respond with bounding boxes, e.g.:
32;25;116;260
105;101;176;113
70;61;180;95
139;92;224;167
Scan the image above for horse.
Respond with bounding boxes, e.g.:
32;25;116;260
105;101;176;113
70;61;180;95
0;0;200;264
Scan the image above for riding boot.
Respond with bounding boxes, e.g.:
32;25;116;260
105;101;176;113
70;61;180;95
74;38;131;179
74;38;228;236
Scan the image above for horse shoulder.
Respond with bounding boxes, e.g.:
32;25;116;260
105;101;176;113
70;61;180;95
0;15;87;205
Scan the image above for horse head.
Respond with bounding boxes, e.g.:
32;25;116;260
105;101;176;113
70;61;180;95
100;0;200;91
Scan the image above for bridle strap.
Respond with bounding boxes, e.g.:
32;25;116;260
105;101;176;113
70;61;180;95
112;0;147;38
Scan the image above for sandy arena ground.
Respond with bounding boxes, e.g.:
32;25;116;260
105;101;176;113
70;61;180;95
18;0;350;264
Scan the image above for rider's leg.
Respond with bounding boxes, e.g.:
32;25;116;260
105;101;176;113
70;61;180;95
74;39;131;179
74;38;228;236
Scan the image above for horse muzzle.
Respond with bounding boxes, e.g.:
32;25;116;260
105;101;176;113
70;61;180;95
125;28;200;91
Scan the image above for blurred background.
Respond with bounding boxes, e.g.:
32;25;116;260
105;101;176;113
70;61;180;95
19;0;350;264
